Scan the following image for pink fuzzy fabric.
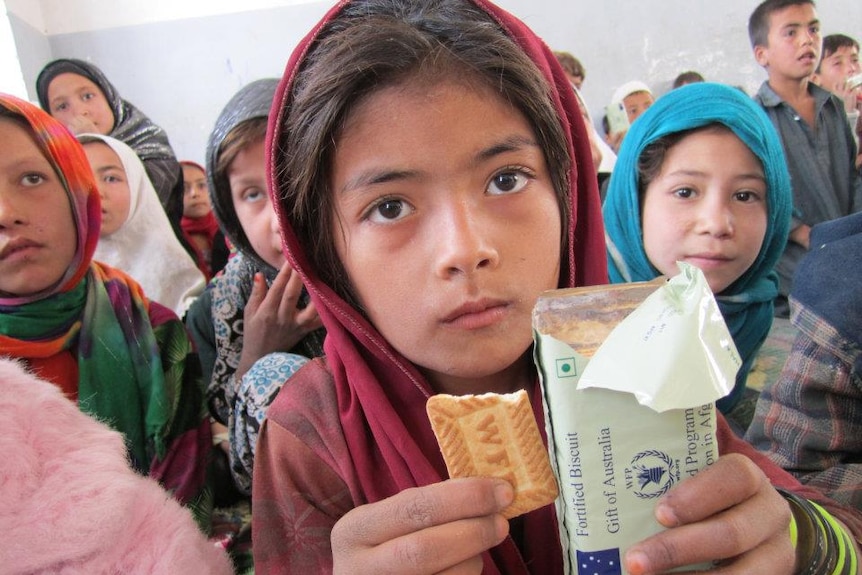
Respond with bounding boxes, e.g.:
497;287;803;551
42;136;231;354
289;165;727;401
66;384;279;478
0;359;233;574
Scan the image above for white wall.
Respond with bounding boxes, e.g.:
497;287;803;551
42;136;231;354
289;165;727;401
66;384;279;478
6;0;862;164
0;0;29;99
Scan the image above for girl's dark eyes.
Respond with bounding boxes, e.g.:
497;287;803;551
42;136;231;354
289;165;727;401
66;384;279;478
367;198;411;223
734;190;763;203
364;167;533;224
376;200;403;220
21;173;46;187
487;169;531;196
672;187;695;199
243;189;264;202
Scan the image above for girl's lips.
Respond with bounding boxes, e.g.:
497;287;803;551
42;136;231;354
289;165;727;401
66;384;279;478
442;299;509;329
0;237;41;260
685;254;731;270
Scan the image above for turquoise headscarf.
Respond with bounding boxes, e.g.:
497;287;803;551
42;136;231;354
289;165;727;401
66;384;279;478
602;82;791;413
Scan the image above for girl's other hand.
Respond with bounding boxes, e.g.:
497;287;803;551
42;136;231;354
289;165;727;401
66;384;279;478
235;263;323;379
331;477;513;575
624;453;795;575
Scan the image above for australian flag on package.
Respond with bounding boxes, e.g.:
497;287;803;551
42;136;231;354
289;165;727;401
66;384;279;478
575;548;622;575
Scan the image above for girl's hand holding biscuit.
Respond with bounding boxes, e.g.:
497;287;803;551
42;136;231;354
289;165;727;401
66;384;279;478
330;477;513;575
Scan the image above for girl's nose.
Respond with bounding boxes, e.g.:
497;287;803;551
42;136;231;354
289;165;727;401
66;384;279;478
0;190;25;228
268;200;281;236
696;200;733;238
434;200;499;278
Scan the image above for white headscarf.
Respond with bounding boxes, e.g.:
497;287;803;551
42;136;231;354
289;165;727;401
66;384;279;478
79;134;205;317
610;80;653;106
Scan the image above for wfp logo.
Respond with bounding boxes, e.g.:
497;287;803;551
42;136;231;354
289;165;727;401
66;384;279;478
626;450;678;499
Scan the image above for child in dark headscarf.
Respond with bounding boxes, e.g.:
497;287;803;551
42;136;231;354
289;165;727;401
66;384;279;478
184;78;325;497
36;58;188;248
603;82;792;423
0;94;211;513
251;1;861;573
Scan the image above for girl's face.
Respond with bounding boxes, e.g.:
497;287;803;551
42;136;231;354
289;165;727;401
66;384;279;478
0;117;78;297
330;79;562;395
642;128;768;294
182;164;212;218
228;138;285;268
82;141;131;236
46;73;114;135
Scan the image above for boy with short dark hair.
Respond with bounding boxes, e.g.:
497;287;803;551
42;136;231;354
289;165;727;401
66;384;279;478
748;0;862;317
812;33;862;153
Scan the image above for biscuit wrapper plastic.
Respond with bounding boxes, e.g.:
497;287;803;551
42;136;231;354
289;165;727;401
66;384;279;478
532;263;740;574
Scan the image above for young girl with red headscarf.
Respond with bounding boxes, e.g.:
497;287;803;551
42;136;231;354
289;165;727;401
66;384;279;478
251;1;862;573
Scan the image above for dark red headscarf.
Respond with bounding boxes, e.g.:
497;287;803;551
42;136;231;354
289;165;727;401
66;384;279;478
267;1;607;572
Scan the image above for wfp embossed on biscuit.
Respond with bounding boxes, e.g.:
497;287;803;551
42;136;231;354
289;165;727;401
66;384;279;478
426;389;559;519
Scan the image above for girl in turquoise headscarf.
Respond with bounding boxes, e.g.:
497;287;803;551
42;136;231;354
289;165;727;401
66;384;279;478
603;82;791;417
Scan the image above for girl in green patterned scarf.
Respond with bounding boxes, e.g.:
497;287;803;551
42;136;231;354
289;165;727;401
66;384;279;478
0;93;211;508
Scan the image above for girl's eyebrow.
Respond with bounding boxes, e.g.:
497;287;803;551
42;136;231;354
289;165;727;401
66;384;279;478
340;169;419;195
93;163;124;174
473;135;540;165
339;134;540;195
664;168;766;182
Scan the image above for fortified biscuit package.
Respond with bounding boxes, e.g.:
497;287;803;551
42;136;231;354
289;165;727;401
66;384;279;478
532;263;740;575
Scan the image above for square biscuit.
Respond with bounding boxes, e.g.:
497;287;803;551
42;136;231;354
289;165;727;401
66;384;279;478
426;389;558;519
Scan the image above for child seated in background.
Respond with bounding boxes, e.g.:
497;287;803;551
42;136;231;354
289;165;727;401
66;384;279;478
605;80;655;152
553;50;586;90
180;160;229;280
0;94;211;515
553;50;617;190
602;82;792;430
184;78;325;497
36;58;189;251
811;33;862;157
747;211;862;510
79;133;205;318
0;358;232;574
251;1;861;572
672;70;706;89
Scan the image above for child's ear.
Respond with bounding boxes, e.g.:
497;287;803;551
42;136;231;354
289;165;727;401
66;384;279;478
753;45;770;68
